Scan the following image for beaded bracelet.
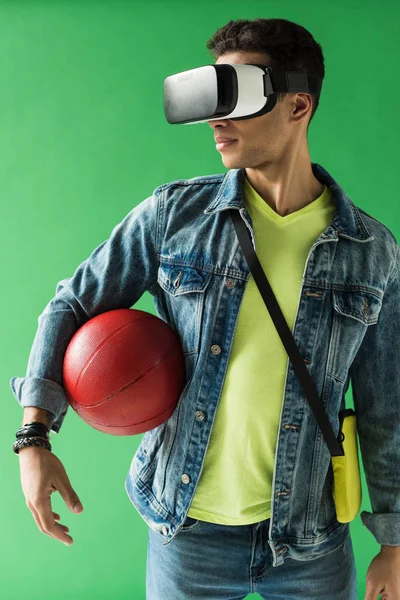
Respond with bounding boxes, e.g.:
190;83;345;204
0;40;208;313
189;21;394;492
13;436;52;455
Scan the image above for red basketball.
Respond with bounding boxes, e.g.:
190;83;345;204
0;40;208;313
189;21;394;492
62;308;186;435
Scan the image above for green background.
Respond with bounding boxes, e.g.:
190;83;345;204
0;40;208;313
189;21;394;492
3;0;399;598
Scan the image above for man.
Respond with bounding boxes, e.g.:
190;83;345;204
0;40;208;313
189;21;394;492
11;17;400;600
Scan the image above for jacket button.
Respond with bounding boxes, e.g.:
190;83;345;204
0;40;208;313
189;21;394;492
181;474;190;484
173;271;182;288
195;411;205;421
226;279;236;288
162;526;168;536
211;344;221;355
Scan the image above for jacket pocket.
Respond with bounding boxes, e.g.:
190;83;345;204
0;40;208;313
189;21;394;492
156;260;213;354
328;288;383;382
132;422;167;482
332;288;382;326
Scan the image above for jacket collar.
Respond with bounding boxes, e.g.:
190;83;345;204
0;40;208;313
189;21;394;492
204;163;374;242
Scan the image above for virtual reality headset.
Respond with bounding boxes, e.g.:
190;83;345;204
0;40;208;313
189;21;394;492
163;63;322;125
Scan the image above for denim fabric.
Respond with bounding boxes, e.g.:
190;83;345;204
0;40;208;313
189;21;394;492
10;162;400;567
146;516;358;599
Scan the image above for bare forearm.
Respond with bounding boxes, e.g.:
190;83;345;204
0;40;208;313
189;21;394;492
22;407;55;430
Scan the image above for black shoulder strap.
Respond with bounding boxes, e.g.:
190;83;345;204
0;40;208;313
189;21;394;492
230;208;344;457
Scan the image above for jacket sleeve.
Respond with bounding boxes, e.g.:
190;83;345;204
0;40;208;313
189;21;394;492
10;190;163;434
349;242;400;546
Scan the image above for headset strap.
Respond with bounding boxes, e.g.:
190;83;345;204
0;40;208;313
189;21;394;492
263;68;322;96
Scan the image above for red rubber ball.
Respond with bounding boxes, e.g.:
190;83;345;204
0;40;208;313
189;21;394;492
62;308;186;435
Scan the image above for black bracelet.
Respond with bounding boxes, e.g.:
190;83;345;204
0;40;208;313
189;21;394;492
13;421;52;455
16;421;50;440
13;436;52;455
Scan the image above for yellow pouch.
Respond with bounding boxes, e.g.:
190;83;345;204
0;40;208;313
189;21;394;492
331;412;362;523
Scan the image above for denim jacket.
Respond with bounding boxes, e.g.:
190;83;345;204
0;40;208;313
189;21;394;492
10;162;400;567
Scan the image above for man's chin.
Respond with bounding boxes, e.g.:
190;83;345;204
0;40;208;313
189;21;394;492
220;155;243;168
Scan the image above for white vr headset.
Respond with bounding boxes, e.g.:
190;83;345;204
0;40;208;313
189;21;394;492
163;63;322;125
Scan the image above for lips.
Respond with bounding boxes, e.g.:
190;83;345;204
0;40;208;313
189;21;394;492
215;137;237;143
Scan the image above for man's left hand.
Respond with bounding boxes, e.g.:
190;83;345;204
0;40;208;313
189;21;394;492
364;547;400;600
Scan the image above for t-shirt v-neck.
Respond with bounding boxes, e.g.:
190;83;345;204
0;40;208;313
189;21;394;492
243;176;330;226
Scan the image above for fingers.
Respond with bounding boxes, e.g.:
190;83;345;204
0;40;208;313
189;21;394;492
53;512;69;533
28;496;73;546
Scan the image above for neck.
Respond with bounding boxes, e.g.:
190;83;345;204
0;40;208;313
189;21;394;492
244;142;324;217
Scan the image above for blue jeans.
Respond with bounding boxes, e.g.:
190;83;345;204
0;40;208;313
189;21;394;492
146;516;358;599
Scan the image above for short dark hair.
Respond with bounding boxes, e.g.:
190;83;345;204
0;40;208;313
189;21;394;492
206;18;325;129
